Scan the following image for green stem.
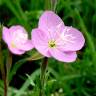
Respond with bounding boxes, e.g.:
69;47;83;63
44;0;51;10
51;0;57;12
0;45;7;96
2;71;7;96
40;57;48;96
0;25;7;96
6;50;12;86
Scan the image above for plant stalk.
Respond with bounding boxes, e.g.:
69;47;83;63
0;25;7;96
40;57;48;96
6;50;12;85
2;70;7;96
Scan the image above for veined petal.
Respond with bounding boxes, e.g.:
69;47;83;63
9;25;27;39
9;25;26;33
3;27;11;44
8;45;25;55
18;40;34;51
49;48;77;62
56;26;85;51
32;28;51;57
39;11;65;40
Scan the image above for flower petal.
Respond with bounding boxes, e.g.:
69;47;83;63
9;25;27;38
32;28;51;57
57;26;85;51
9;25;25;33
50;48;77;62
8;45;25;55
18;40;34;51
39;11;65;39
3;27;11;44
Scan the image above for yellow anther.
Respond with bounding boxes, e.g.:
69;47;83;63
48;40;56;48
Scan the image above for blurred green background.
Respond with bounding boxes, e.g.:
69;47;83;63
0;0;96;96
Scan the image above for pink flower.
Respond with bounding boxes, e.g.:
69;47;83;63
3;25;34;55
32;11;85;62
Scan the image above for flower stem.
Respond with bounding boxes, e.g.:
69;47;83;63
0;48;8;96
6;50;12;85
51;0;57;12
0;24;7;96
40;57;48;96
2;70;7;96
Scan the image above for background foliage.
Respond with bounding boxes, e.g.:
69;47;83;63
0;0;96;96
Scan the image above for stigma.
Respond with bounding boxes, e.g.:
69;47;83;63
48;40;56;48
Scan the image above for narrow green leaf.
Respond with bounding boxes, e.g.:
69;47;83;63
16;69;40;96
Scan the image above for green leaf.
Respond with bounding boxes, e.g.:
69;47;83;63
9;58;27;82
27;52;44;61
26;74;35;86
16;69;40;96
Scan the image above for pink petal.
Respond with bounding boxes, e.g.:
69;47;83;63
9;25;25;33
57;26;85;51
9;25;27;37
39;11;65;39
49;48;77;62
32;28;51;57
8;45;25;55
3;27;11;44
18;40;34;51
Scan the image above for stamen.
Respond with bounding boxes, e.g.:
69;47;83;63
48;40;56;48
